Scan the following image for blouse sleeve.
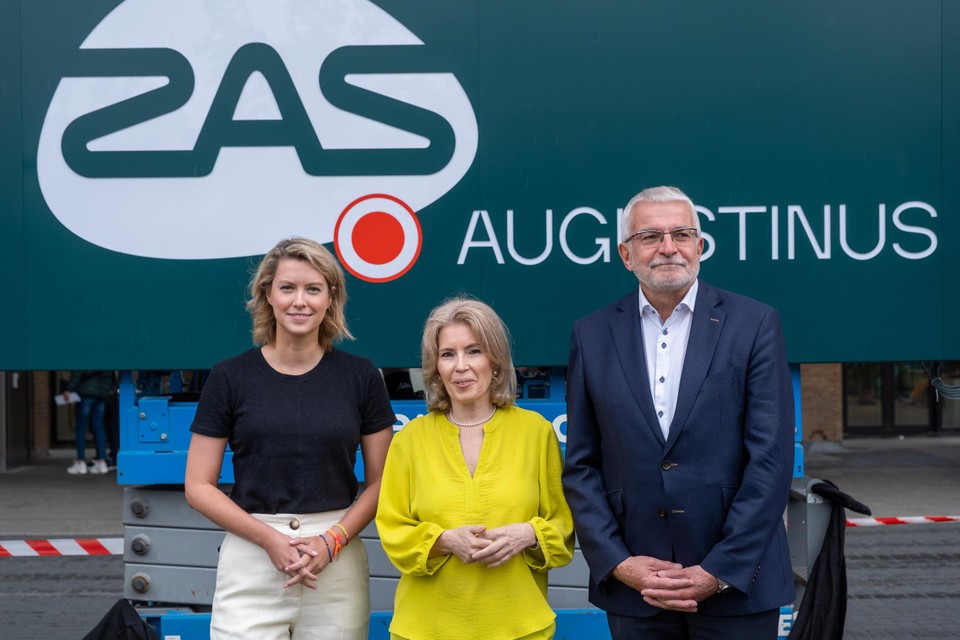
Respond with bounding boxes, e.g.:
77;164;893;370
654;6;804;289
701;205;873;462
376;430;449;576
523;423;575;572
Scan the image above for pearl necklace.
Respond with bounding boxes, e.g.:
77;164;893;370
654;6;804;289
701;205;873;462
447;407;497;428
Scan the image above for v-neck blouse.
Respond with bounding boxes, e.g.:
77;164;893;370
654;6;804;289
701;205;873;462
377;405;574;640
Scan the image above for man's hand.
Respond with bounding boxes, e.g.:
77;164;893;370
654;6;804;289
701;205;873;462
640;564;723;612
612;556;686;593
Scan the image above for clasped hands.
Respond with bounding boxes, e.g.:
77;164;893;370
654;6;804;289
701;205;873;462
613;556;723;612
264;530;337;589
435;523;536;568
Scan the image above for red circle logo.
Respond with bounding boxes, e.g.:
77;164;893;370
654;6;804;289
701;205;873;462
334;194;422;282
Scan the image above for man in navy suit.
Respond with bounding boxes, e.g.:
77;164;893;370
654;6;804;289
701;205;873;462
563;186;794;639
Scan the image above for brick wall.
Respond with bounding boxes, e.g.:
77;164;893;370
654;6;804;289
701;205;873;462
800;363;843;441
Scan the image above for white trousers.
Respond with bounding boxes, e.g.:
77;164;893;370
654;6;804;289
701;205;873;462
210;509;370;640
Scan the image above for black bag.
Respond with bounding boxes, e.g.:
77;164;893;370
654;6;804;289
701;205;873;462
82;599;160;640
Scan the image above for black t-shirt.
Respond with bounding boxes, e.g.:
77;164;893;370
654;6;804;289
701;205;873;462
190;348;395;514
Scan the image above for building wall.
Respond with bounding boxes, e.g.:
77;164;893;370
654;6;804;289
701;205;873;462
32;371;51;454
801;363;843;441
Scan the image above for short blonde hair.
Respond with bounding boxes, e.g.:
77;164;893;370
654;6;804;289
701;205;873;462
246;237;353;350
421;297;517;414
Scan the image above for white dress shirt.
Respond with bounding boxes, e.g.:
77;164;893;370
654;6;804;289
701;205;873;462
638;280;698;440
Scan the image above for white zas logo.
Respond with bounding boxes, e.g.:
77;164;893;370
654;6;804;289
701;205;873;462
37;0;477;282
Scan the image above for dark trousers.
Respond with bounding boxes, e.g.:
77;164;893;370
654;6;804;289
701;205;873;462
103;391;120;464
607;608;780;640
74;396;107;461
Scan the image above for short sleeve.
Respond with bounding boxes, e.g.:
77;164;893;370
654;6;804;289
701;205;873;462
359;358;396;435
190;364;234;438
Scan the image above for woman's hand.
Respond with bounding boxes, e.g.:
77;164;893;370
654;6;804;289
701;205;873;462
432;525;491;563
472;523;537;568
282;533;337;589
255;529;313;587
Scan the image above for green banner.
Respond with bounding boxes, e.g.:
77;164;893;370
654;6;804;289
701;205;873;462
2;0;956;368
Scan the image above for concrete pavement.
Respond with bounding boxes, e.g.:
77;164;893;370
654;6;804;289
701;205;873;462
803;434;960;520
0;449;124;539
803;434;960;639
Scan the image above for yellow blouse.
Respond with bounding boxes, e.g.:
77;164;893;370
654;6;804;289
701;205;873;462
376;405;575;640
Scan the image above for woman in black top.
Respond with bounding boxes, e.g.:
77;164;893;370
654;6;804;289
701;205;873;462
185;237;395;639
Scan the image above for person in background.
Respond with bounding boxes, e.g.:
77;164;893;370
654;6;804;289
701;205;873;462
377;297;574;640
62;370;116;475
102;374;120;470
185;237;395;639
563;186;795;639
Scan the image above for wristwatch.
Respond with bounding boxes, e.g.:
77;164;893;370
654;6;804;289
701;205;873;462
717;578;733;594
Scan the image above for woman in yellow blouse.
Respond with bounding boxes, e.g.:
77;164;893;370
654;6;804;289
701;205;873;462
376;297;575;640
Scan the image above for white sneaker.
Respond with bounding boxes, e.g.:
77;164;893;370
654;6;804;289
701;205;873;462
89;460;109;475
67;460;88;475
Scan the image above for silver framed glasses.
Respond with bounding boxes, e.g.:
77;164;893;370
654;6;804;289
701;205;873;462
623;227;699;247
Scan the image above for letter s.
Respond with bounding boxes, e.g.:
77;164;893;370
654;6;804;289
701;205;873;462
892;201;938;260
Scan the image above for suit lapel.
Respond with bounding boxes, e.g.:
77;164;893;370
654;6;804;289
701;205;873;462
666;282;725;450
610;291;665;444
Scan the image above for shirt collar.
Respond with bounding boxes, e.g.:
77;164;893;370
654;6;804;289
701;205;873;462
639;279;699;318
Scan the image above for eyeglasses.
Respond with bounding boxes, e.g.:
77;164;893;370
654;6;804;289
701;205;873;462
623;227;699;247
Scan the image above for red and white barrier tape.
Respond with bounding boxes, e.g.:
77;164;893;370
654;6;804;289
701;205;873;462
0;537;123;557
3;519;958;555
847;515;960;527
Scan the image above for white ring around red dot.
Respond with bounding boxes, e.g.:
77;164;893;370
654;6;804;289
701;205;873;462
335;194;421;282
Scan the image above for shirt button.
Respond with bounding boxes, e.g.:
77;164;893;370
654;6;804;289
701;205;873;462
657;508;667;518
657;410;664;418
659;376;665;383
289;518;301;530
661;342;667;349
662;329;668;335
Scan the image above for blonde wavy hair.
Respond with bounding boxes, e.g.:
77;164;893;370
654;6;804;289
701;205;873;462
246;237;353;351
421;297;517;414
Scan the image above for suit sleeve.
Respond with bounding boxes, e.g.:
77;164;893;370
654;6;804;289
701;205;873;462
700;307;794;593
562;322;632;584
375;432;449;577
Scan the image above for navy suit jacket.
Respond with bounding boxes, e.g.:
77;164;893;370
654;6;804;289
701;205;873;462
562;280;795;617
